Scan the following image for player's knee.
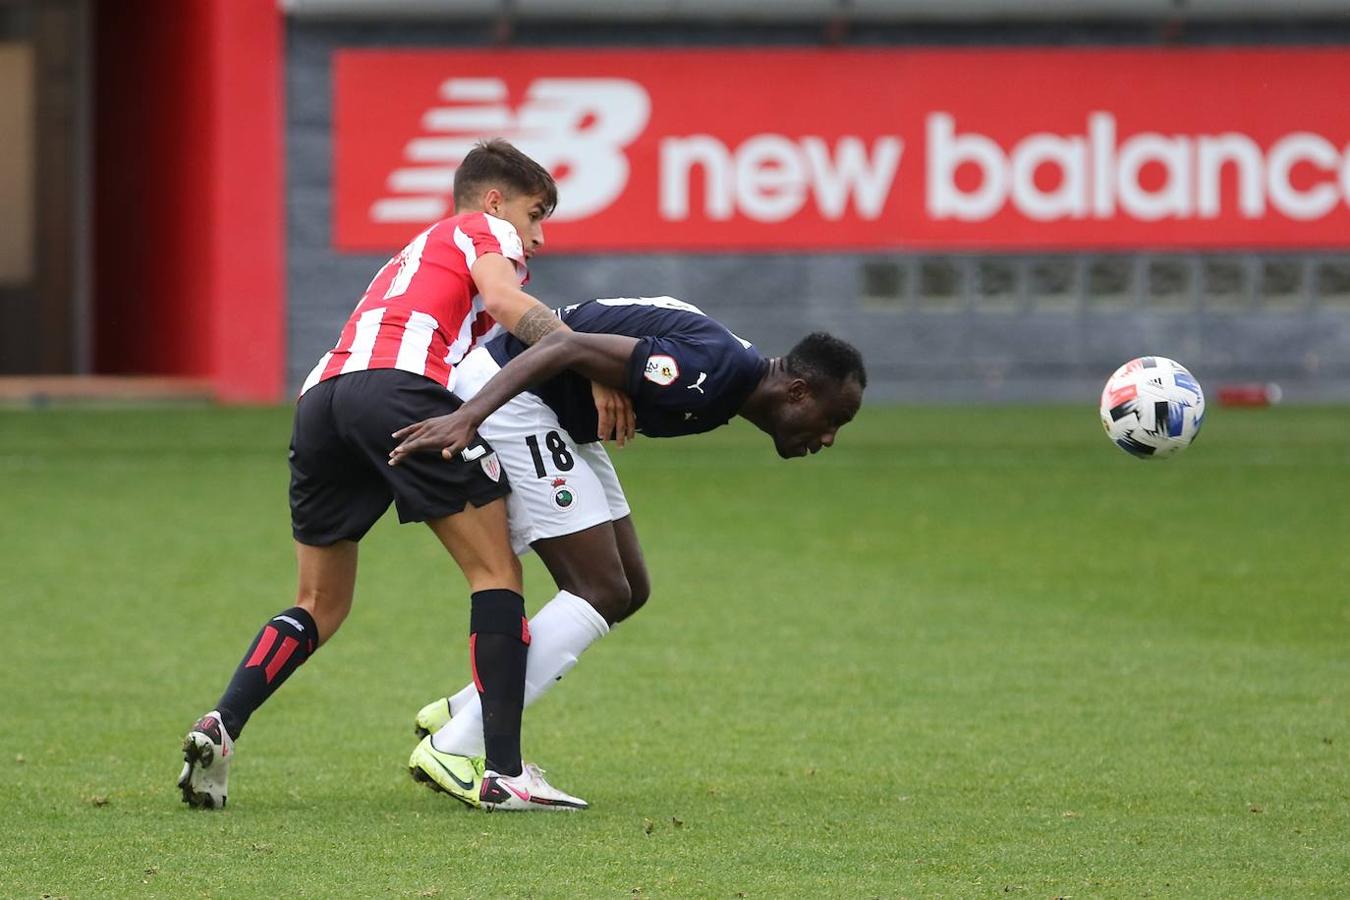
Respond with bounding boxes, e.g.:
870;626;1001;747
616;574;651;623
465;554;523;594
573;574;631;625
295;590;352;645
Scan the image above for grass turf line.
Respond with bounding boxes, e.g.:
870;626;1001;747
0;406;1346;897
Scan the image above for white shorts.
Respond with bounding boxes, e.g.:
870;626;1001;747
452;345;632;556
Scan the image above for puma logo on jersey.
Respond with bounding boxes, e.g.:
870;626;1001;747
371;78;651;225
687;372;708;394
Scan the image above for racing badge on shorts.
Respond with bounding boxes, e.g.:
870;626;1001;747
480;452;501;482
643;354;680;387
550;477;575;511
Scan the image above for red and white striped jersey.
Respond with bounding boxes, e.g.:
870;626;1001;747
300;212;528;395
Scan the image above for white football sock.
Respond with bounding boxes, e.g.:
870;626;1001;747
447;684;476;717
431;590;610;757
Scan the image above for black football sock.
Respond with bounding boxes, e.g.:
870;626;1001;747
469;589;530;778
214;606;319;739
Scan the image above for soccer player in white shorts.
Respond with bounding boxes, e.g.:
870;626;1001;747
401;298;867;805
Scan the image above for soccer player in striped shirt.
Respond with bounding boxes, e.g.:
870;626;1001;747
177;140;632;812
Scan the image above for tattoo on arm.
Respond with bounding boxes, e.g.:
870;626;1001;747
514;305;565;346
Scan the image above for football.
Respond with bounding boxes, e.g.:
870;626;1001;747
1099;357;1206;459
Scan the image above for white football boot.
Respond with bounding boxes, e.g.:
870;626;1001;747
478;762;588;812
178;711;233;809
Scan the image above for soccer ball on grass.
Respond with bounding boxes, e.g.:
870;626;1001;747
1099;356;1205;459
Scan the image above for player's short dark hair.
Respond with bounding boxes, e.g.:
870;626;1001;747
453;139;558;215
785;332;867;391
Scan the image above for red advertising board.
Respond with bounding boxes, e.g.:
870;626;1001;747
334;47;1350;252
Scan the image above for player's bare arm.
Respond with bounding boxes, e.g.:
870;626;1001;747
513;303;565;344
390;331;641;464
472;255;635;444
471;254;557;338
506;294;636;445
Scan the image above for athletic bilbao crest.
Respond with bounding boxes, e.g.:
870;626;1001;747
480;452;501;482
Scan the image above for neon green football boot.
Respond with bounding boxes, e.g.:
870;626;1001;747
408;736;484;808
413;697;453;739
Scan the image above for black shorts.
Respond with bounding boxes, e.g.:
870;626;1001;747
288;369;510;546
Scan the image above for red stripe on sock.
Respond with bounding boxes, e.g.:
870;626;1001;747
521;616;531;645
245;625;279;669
469;633;483;693
263;636;300;684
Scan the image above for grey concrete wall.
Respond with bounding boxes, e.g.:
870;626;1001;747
286;20;1350;402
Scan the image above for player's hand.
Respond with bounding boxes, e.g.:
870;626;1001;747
592;382;636;447
388;412;481;466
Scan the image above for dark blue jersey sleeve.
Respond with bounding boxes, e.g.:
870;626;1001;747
584;300;766;437
486;297;766;441
625;328;760;415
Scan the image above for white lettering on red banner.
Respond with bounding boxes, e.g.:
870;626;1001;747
927;112;1350;223
334;49;1350;251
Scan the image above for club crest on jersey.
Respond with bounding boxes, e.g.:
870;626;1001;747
550;477;576;511
643;354;680;387
480;452;501;483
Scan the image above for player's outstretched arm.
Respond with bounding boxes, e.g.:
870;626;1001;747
389;331;641;465
474;255;635;446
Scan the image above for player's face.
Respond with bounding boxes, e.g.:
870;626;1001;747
771;376;863;459
488;189;550;258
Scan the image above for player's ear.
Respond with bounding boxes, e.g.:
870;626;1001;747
787;378;811;403
483;187;505;216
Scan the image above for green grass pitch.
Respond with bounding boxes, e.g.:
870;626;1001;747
1;405;1347;897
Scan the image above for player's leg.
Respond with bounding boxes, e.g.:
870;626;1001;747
294;539;360;644
610;515;651;624
179;378;387;809
427;521;621;762
417;513;644;736
368;366;585;809
361;372;525;778
535;524;633;621
576;440;644;623
425;500;526;779
179;549;359;810
213;387;386;740
209;540;355;742
396;354;596;808
421;408;624;754
423;502;587;811
417;432;642;742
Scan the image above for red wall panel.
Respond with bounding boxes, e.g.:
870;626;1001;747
95;0;283;402
207;0;284;403
95;0;215;378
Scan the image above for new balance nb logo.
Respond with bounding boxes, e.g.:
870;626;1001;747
371;78;651;226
